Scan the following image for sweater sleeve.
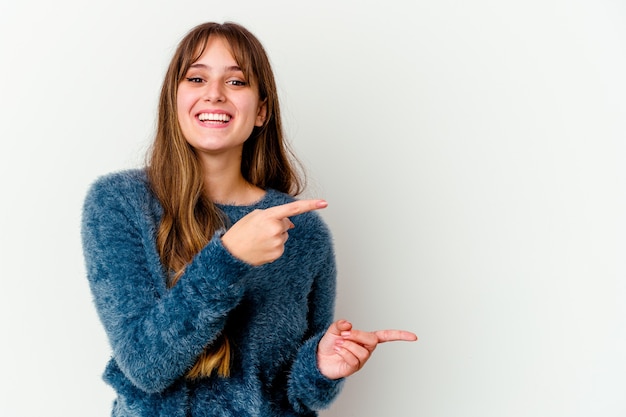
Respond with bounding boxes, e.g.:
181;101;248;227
286;218;344;412
81;174;252;393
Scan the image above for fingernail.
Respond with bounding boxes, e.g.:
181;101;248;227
317;200;328;208
341;331;351;337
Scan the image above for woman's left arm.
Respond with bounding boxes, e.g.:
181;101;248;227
285;217;343;413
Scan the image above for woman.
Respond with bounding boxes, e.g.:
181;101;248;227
82;21;416;417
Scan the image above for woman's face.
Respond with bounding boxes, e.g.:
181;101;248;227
177;36;266;160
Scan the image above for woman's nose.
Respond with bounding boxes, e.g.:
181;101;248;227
204;81;225;102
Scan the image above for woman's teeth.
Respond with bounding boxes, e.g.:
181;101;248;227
198;113;231;123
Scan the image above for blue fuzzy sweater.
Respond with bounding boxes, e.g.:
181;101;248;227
81;169;343;417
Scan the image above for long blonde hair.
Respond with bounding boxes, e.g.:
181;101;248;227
147;22;303;378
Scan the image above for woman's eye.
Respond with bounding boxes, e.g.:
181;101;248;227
227;80;247;87
186;77;204;83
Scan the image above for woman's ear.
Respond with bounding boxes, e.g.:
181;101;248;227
255;99;268;126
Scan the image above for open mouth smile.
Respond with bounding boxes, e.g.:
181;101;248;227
197;112;232;124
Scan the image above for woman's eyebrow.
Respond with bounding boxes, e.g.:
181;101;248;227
189;63;243;73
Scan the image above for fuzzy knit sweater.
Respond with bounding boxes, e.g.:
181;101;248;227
81;169;343;417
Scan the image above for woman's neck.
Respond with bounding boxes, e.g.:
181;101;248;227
199;154;264;205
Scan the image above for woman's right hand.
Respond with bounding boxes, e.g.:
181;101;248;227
221;199;327;266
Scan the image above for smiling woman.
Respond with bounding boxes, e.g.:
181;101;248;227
176;37;268;166
80;21;416;417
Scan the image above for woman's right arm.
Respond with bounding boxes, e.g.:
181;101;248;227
81;175;252;393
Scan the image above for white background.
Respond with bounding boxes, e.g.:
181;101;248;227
1;1;625;416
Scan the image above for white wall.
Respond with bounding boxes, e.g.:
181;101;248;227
1;0;625;416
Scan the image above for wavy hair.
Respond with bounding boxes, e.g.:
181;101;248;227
147;21;303;378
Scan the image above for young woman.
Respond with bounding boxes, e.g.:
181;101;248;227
81;21;416;417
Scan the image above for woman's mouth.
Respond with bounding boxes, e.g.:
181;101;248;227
197;113;231;124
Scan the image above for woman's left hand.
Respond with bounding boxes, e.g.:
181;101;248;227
316;319;417;380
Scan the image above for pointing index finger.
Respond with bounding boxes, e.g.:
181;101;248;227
266;199;328;219
374;330;418;343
